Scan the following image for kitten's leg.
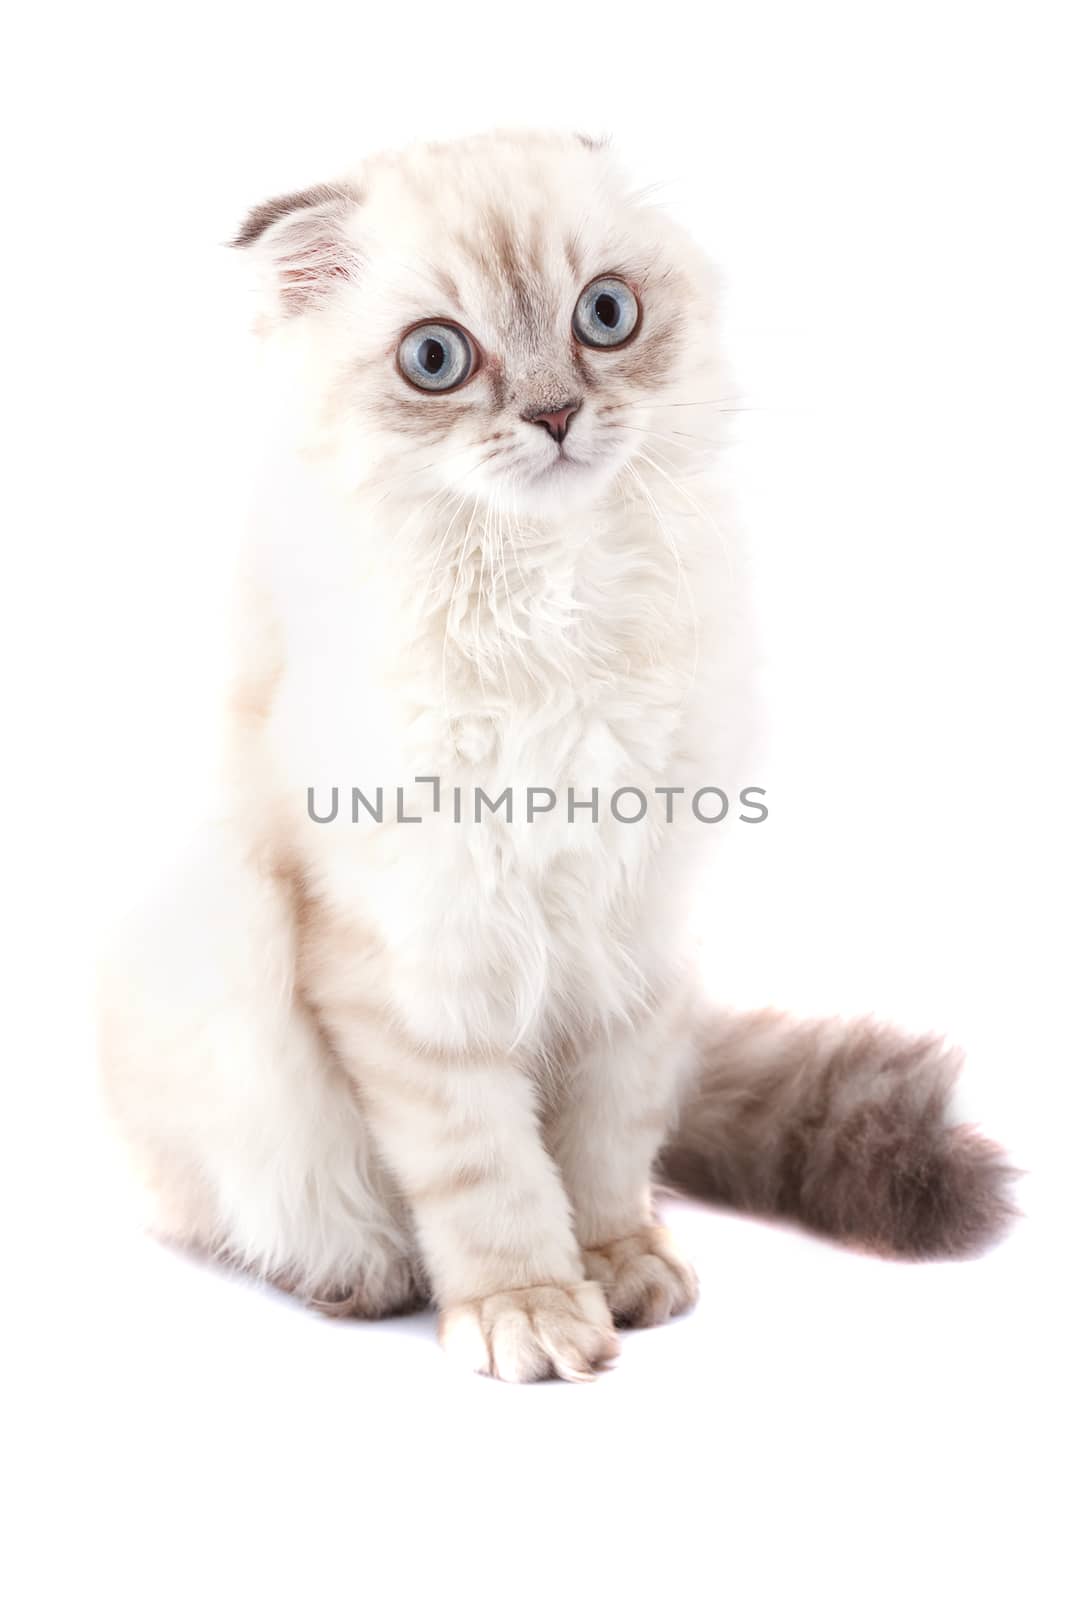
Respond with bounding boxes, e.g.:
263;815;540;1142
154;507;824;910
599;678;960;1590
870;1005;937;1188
307;999;618;1382
100;829;422;1315
546;1007;699;1329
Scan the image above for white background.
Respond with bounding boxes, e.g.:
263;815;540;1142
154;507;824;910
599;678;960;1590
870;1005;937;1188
5;2;1065;1596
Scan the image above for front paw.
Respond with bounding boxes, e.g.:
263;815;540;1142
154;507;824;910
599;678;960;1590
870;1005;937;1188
582;1226;698;1327
438;1282;619;1383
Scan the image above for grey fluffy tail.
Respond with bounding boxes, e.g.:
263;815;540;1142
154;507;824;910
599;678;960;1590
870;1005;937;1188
658;1009;1017;1258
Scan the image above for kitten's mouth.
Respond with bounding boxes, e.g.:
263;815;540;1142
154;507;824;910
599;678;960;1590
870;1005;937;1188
507;443;623;495
532;448;583;477
493;433;620;495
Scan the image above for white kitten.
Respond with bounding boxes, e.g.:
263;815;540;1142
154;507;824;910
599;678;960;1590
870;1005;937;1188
100;132;1012;1382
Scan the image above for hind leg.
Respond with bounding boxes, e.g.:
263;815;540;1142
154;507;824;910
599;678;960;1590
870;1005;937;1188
99;827;425;1316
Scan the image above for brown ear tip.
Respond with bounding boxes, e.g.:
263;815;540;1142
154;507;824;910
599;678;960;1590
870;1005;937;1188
229;182;359;250
229;198;289;250
229;218;262;250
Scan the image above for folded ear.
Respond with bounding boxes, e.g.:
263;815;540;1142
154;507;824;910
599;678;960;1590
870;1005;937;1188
230;182;360;316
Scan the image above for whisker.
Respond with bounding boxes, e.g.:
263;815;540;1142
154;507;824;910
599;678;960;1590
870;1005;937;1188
604;399;766;413
442;500;482;734
626;458;702;698
635;446;735;584
604;421;717;454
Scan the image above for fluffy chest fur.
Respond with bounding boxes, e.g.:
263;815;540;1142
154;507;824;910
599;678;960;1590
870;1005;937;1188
246;464;728;1053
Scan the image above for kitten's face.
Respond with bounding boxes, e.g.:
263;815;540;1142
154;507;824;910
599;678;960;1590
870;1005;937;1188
239;133;722;518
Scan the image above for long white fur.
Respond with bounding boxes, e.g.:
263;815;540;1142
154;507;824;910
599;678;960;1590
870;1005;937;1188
100;132;751;1380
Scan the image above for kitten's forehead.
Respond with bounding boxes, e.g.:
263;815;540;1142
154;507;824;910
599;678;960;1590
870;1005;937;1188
357;133;630;318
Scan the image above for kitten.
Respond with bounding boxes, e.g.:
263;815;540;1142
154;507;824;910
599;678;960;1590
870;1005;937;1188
99;131;1013;1382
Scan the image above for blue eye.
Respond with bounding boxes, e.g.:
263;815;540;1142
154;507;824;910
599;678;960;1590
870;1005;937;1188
572;277;640;348
398;321;475;392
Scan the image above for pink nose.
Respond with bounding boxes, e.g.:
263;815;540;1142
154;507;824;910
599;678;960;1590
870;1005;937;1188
524;400;581;444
